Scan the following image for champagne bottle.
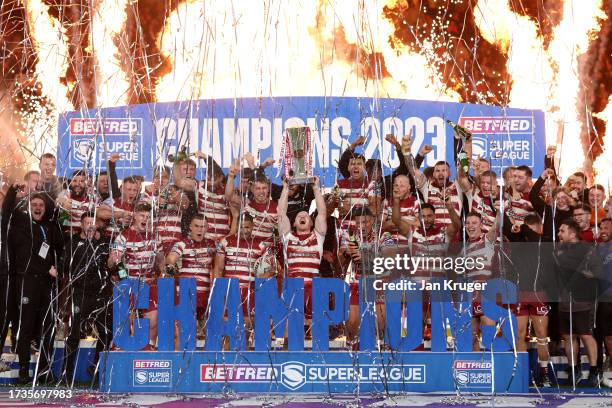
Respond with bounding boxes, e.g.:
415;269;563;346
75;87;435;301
446;120;472;141
445;318;455;349
116;261;128;280
58;209;70;225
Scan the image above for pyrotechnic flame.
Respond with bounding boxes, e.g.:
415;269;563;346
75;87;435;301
156;0;458;101
91;0;130;107
475;0;606;181
593;95;611;191
21;0;73;161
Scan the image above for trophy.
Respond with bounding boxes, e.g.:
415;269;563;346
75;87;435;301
282;126;315;185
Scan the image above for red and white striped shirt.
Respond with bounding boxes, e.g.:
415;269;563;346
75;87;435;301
382;196;419;245
197;182;230;241
463;234;495;281
171;238;216;294
58;192;96;234
505;190;534;225
468;188;497;233
245;200;278;241
103;197;135;237
218;234;268;287
336;177;371;208
155;205;183;254
113;228;158;279
424;181;462;225
283;230;325;281
411;224;448;278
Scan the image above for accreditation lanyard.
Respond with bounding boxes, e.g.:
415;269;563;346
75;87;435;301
37;224;50;259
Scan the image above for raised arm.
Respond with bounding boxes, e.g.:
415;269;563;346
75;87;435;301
456;163;473;193
338;135;366;178
277;178;292;236
224;159;240;202
312;177;327;235
445;196;461;238
391;196;412;236
108;154;121;200
529;168;554;216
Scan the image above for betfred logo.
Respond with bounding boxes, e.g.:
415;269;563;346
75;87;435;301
458;117;533;134
200;364;277;382
453;360;493;370
70;118;141;135
134;360;171;369
132;360;172;387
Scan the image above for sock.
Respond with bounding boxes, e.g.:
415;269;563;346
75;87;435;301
539;361;548;368
589;366;598;375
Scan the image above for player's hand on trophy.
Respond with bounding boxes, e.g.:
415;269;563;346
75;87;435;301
351;135;366;149
312;176;321;190
418;144;433;156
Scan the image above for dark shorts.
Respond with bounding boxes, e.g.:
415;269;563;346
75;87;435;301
596;302;612;337
559;309;595;335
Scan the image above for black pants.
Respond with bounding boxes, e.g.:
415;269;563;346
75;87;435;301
0;274;19;350
16;274;56;376
63;288;113;380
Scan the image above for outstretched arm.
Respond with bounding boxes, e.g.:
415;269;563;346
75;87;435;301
312;177;327;236
224;159;240;202
445;197;461;238
277;178;292;236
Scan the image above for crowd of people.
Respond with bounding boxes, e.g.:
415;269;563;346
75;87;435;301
0;132;610;389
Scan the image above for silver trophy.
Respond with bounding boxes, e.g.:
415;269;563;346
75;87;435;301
283;127;315;185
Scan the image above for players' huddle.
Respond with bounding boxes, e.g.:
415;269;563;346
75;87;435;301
0;133;611;388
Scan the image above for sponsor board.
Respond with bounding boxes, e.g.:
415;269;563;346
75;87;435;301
68;118;143;169
57;97;545;183
132;359;172;387
199;362;425;391
453;360;493;389
99;351;528;393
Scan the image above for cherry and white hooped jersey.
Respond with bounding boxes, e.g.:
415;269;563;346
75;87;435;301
463;234;495;281
282;230;325;281
382;196;420;245
245;200;278;241
102;197;135;237
217;234;268;287
155;205;183;253
336;177;371;208
505;190;534;225
197;182;230;240
410;224;448;278
58;192;97;234
467;187;497;233
171;238;216;293
113;228;158;279
423;181;462;225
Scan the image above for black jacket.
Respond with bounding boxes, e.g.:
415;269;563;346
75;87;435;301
3;186;63;277
62;233;112;295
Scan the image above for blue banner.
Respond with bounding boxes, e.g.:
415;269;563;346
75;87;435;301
98;351;528;393
57;97;545;185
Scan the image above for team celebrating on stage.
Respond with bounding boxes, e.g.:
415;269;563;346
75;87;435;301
0;131;610;389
